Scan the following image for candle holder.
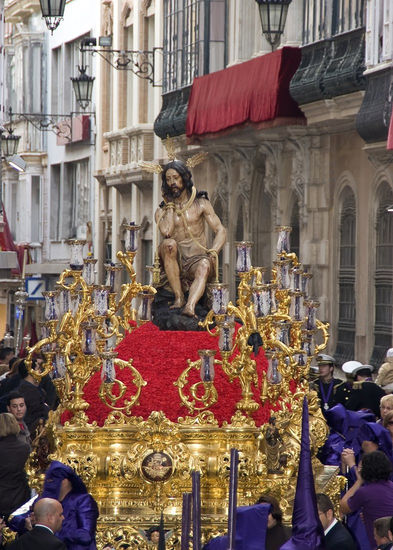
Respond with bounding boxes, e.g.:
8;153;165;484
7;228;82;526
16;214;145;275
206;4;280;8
83;256;98;286
198;349;216;382
290;266;303;291
276;225;292;254
3;331;14;348
93;286;110;316
289;290;304;321
67;239;86;271
208;283;229;315
301;270;313;297
42;290;59;321
235;241;252;273
218;319;235;353
138;289;155;322
304;300;320;331
123;222;141;252
273;258;291;290
81;321;98;355
100;351;117;383
104;263;123;294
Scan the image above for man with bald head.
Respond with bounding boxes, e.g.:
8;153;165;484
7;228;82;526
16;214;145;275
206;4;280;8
0;498;66;549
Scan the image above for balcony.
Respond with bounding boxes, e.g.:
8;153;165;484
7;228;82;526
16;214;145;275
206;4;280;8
103;126;155;190
290;28;366;105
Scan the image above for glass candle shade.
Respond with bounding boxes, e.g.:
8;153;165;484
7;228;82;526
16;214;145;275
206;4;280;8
266;353;282;385
42;290;59;321
276;226;291;254
56;288;70;318
81;322;98;355
104;263;123;294
304;300;319;331
93;286;110;316
100;351;117;383
235;241;252;273
274;259;291;290
39;322;51;352
218;321;235;352
252;284;272;317
124;222;141;252
289;291;304;321
290;266;303;291
302;337;314;357
198;350;216;382
52;352;66;379
69;291;82;317
83;257;97;286
275;321;290;346
138;289;155;321
301;271;313;297
294;352;307;367
67;239;86;271
209;283;229;315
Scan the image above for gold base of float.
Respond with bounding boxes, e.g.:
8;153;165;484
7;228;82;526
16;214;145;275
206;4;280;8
32;394;344;549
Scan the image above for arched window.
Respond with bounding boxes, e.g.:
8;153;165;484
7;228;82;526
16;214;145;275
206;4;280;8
371;184;393;365
335;188;356;364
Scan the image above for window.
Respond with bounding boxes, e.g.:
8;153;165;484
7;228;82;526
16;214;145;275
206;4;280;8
303;0;364;44
50;160;90;241
335;189;356;364
371;184;393;365
23;40;44;113
163;0;227;93
31;176;41;243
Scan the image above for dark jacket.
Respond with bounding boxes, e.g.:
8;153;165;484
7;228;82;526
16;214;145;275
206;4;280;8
3;525;67;550
0;434;30;518
325;520;357;550
335;381;385;418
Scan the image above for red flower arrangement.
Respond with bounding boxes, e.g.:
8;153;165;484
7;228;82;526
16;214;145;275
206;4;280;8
62;322;289;427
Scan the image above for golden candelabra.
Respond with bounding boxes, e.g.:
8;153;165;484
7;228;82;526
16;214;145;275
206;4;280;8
26;225;155;426
22;225;344;550
176;226;329;421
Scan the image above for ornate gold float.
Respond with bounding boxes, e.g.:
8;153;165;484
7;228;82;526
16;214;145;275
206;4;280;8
25;225;343;549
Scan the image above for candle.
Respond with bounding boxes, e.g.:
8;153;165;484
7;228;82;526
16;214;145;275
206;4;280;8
192;471;201;550
181;492;192;550
228;448;239;550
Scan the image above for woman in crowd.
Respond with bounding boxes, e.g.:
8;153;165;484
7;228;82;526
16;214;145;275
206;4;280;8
383;410;393;443
0;413;30;520
380;395;393;423
340;451;393;549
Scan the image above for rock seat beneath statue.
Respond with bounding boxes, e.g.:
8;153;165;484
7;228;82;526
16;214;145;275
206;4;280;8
64;321;275;426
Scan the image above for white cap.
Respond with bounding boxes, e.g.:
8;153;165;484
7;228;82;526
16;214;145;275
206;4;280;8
342;360;363;375
387;348;393;358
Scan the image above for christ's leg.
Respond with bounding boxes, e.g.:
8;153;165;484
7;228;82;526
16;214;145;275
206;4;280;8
159;239;185;308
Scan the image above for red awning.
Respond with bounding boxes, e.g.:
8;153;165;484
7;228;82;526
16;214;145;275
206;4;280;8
186;47;305;140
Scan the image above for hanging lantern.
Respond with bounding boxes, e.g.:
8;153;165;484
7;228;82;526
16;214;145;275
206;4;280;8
39;0;66;33
255;0;293;49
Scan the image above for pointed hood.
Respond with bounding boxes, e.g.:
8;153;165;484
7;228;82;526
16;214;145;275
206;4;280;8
42;461;88;500
280;397;325;550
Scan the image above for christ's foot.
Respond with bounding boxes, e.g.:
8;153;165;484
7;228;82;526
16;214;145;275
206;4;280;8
170;297;185;309
182;305;197;318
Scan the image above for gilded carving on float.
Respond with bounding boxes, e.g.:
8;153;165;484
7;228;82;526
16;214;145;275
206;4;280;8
23;219;344;548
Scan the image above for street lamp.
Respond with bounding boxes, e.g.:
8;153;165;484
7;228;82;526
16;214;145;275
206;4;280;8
0;126;25;232
71;47;95;111
39;0;66;34
255;0;293;50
